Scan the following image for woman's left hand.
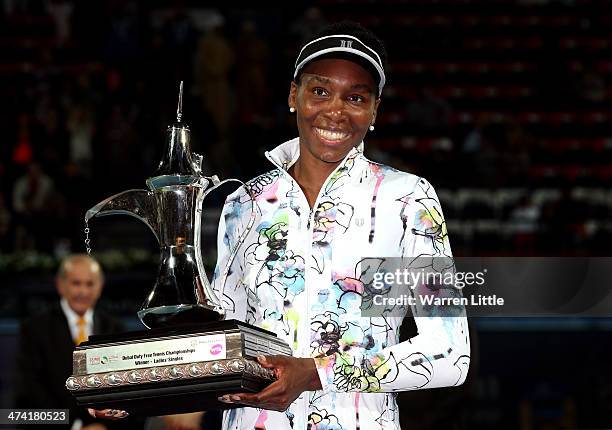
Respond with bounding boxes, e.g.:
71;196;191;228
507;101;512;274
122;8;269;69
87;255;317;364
87;408;129;420
218;355;322;412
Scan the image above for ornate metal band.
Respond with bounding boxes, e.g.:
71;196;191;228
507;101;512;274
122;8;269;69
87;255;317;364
66;358;275;392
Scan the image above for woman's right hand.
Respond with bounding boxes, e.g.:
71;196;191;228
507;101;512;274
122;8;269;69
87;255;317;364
87;408;129;420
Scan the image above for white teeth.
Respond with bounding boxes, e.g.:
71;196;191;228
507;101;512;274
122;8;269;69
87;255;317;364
315;128;349;141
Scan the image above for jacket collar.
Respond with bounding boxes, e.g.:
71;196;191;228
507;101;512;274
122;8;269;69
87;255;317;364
264;137;365;172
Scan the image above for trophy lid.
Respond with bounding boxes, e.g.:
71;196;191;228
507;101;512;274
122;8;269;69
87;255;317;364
148;81;203;189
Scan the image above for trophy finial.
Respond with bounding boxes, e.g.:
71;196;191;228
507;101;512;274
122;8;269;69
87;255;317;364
148;80;200;183
177;81;183;123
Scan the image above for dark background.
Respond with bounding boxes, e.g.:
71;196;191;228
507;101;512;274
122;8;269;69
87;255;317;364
1;0;611;428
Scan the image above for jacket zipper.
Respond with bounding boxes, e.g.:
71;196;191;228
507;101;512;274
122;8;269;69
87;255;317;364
264;149;358;421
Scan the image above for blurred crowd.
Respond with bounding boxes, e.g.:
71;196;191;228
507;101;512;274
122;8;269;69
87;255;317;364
1;0;611;257
0;2;330;254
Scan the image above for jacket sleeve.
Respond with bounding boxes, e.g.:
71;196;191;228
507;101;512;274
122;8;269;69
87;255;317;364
211;189;251;321
313;178;471;393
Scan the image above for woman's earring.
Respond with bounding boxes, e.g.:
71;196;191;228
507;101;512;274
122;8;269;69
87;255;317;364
369;125;375;131
289;107;296;113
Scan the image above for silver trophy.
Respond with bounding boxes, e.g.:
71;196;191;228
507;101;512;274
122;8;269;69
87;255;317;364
66;83;291;416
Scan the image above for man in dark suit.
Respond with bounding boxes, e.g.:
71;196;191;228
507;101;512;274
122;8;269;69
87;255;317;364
15;254;130;429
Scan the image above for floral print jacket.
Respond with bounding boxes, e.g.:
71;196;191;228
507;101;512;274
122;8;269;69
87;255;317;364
213;137;470;430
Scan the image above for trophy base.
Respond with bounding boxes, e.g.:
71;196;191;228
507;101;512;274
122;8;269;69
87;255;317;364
67;320;291;415
75;373;264;415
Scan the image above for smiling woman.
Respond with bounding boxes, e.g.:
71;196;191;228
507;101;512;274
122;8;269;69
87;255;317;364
210;21;471;430
289;58;380;189
287;24;385;207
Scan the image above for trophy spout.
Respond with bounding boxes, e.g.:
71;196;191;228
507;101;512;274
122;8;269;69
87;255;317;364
86;189;160;244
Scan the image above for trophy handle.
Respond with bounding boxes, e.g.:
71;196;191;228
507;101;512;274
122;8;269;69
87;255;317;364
194;177;256;315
